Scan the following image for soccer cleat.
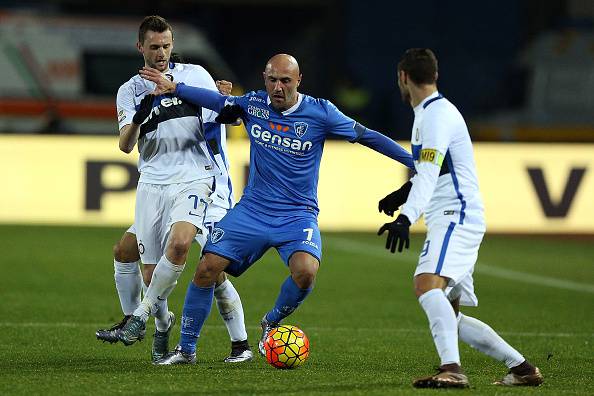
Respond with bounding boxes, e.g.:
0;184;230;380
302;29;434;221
223;340;254;363
116;315;146;346
413;369;470;389
258;315;278;357
493;367;544;386
154;345;196;365
151;312;176;362
96;315;146;344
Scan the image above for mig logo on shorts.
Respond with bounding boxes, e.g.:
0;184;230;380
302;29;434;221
294;122;308;138
211;228;225;243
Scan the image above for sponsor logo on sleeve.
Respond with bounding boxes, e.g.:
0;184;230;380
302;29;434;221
249;96;266;103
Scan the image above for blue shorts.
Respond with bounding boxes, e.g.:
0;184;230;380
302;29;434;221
202;201;322;277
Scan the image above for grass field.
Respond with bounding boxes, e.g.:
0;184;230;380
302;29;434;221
1;225;593;395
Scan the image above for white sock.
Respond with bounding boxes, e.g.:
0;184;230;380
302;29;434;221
457;313;525;368
113;260;142;316
133;255;185;322
141;270;171;332
214;279;248;342
153;283;176;332
418;288;460;366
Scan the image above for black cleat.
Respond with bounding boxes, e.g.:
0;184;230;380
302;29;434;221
96;315;146;344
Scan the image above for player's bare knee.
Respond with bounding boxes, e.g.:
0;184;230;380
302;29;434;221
167;237;192;262
114;232;140;262
292;270;316;289
194;262;218;286
290;260;318;288
113;242;138;263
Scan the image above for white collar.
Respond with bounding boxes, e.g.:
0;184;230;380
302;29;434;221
414;91;441;114
266;93;303;115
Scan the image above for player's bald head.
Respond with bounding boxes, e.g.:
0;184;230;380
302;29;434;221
264;54;300;77
263;54;302;111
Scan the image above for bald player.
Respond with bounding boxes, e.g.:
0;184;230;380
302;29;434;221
133;54;414;364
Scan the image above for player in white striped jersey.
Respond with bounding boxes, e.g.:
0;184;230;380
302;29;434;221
95;15;252;363
378;49;543;388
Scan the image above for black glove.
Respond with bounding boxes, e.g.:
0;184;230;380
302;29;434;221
132;94;155;125
377;214;411;253
378;180;412;216
215;104;243;124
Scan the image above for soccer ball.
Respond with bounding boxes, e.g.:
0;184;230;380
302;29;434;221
264;324;310;369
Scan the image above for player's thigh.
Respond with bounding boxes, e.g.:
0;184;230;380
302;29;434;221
415;222;484;286
167;179;213;244
135;183;167;264
202;203;271;277
275;217;322;266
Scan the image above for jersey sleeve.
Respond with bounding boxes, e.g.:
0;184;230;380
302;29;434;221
322;100;360;142
116;83;136;131
400;108;452;224
185;65;220;123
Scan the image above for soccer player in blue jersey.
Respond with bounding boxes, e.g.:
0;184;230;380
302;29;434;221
137;54;414;364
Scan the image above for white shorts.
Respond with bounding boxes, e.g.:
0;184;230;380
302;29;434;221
126;202;229;259
134;179;213;264
414;221;485;306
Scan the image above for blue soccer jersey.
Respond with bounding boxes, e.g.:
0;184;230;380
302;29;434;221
228;91;361;212
174;83;412;270
175;84;412;212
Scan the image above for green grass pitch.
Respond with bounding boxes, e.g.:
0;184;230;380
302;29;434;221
1;225;593;395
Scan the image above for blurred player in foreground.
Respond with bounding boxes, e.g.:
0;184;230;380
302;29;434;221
378;48;544;388
131;53;414;364
96;15;252;363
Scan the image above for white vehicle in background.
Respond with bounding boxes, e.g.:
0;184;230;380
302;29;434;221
0;12;236;134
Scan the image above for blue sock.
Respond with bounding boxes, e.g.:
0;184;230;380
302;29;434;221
266;276;312;324
179;282;214;354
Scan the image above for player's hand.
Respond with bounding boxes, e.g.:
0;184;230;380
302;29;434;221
215;104;243;124
139;66;177;95
132;94;155;125
377;214;411;253
216;80;233;95
378;180;413;216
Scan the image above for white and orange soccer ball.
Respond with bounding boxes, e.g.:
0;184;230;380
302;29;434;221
263;324;310;369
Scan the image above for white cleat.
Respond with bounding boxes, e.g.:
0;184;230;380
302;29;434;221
224;348;254;363
153;345;196;365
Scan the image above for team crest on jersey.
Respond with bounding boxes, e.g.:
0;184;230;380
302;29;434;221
294;122;309;138
210;228;225;243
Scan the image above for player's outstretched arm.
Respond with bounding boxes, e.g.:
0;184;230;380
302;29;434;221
139;66;228;113
356;127;414;169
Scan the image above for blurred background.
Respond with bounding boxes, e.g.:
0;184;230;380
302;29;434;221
1;0;593;232
2;0;594;140
2;4;592;393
